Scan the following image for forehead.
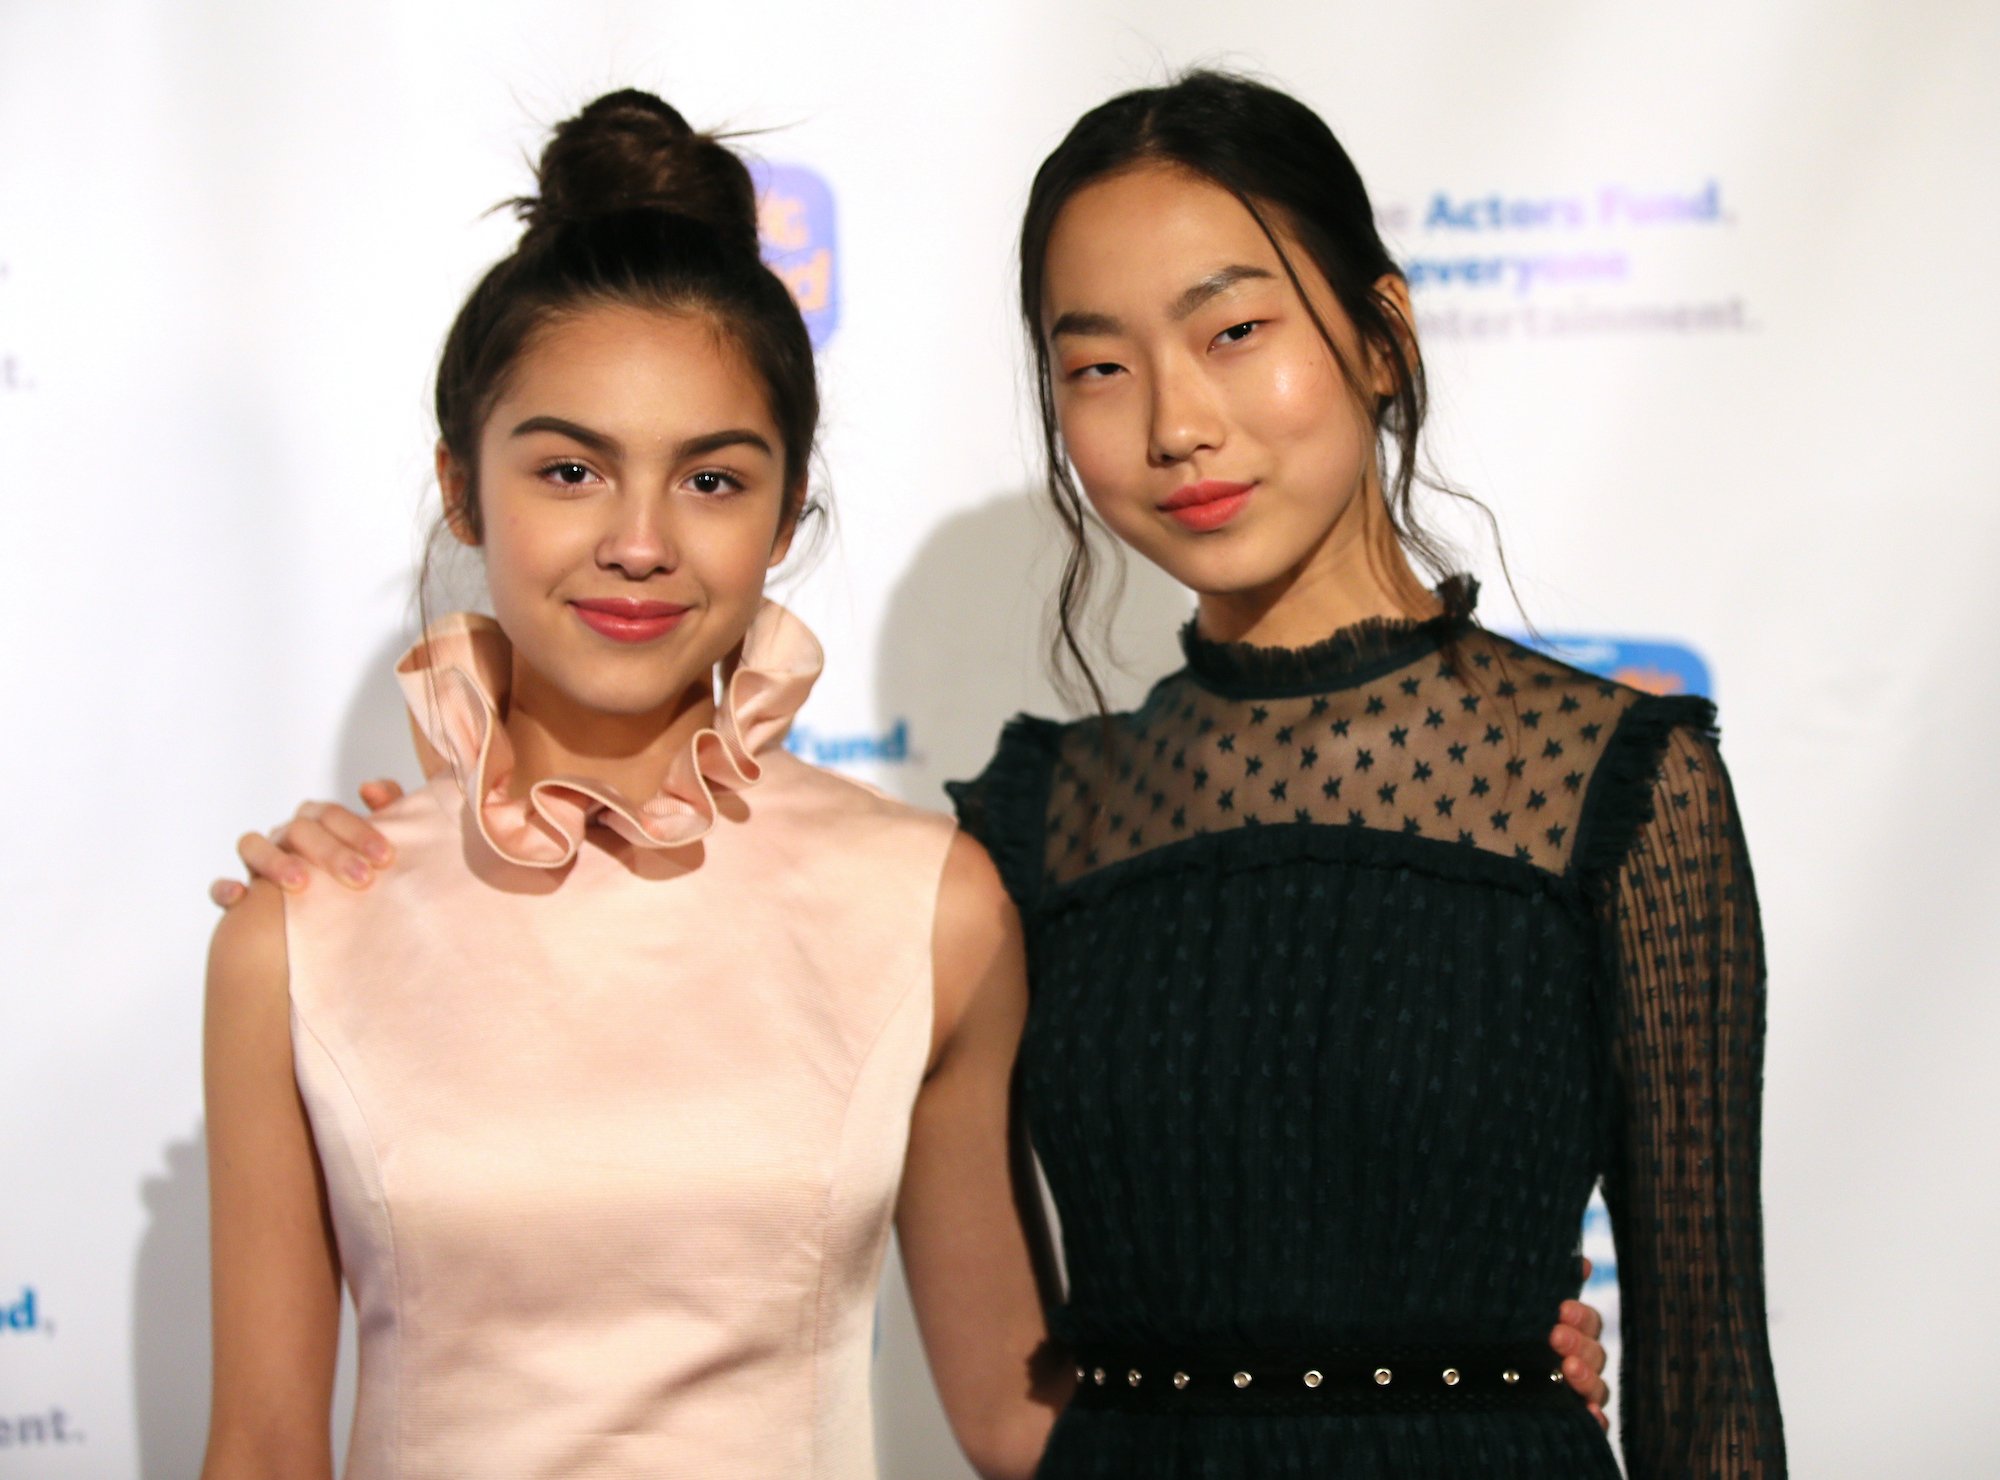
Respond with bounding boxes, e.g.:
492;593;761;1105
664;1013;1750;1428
1041;164;1285;320
497;303;775;430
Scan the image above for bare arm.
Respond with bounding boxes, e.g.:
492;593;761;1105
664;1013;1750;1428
895;833;1071;1480
200;882;342;1479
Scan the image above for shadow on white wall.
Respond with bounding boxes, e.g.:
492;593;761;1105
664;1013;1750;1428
133;1126;210;1478
869;486;1187;1478
872;485;1189;814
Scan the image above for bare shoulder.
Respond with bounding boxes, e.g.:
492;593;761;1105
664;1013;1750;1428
927;831;1026;1070
207;877;291;1008
934;830;1016;956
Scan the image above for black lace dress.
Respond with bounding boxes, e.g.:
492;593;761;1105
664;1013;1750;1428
949;592;1784;1479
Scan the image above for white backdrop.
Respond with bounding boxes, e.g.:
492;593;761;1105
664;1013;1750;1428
3;2;1998;1475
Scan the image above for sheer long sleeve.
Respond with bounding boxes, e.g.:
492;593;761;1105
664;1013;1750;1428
1596;717;1786;1478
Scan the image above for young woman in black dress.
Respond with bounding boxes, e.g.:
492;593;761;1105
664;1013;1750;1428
212;75;1657;1479
946;72;1784;1478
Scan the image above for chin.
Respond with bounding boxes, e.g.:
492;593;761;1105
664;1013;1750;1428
577;668;710;715
1137;539;1299;602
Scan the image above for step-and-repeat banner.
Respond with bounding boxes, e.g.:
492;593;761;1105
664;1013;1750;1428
3;3;1996;1475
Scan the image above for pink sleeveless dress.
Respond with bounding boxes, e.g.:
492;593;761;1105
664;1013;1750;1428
282;603;957;1479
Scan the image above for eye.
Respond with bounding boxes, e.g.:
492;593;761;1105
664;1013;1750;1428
687;469;746;496
538;459;599;489
1067;361;1124;382
1212;321;1262;348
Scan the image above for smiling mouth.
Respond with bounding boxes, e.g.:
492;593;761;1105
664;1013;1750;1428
1159;480;1255;532
569;598;691;644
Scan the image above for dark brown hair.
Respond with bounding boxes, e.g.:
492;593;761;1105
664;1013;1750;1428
1019;70;1498;711
434;89;819;536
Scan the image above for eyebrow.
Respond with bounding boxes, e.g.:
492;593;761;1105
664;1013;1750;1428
1048;309;1123;340
1047;264;1279;341
1168;264;1277;320
510;416;775;462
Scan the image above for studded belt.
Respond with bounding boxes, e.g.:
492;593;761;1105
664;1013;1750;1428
1068;1340;1577;1417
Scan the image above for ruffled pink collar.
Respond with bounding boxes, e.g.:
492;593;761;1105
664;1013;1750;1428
395;601;822;869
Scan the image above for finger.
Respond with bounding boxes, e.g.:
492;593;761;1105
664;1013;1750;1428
1563;1351;1607;1404
317;803;395;870
1571;1332;1607;1379
1548;1321;1607;1384
237;832;307;892
210;878;248;909
282;816;380;888
1587;1401;1608;1433
1554;1324;1611;1404
1560;1298;1605;1342
357;778;405;814
1580;1256;1594;1283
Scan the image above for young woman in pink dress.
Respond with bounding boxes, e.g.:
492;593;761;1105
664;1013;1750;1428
200;90;1069;1480
205;85;1612;1480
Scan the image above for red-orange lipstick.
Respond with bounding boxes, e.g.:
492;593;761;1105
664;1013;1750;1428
1159;479;1254;532
570;598;690;644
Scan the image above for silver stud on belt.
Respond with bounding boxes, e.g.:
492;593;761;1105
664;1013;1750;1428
1078;1358;1569;1395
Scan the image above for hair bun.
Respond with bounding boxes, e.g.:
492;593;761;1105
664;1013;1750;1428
519;89;760;256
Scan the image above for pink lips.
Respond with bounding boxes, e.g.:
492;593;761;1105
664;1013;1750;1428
570;598;691;644
1159;479;1254;532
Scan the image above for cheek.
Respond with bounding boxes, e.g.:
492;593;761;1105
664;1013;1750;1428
683;508;783;598
1249;345;1355;448
1057;396;1147;516
482;500;586;596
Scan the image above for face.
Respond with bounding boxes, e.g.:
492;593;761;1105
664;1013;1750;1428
445;303;793;723
1041;163;1402;601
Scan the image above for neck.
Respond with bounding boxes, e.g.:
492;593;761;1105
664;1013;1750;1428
501;659;719;804
1194;469;1439;648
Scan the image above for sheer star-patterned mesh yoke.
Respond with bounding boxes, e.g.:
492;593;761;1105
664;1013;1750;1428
1044;616;1632;886
948;590;1784;1480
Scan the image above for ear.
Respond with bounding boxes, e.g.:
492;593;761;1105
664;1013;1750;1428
435;442;480;546
766;486;803;570
1368;272;1418;399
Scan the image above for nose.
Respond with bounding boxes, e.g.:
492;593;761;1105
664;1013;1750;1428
595;490;678;579
1148;358;1225;467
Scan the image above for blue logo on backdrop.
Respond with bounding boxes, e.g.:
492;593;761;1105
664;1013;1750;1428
1580;1200;1619;1292
1521;634;1712;698
1399;182;1725;297
752;163;839;348
3;1285;52;1337
785;720;911;769
1380;178;1751;341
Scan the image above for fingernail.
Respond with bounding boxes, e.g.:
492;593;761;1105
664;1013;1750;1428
367;842;393;864
343;861;370;885
283;869;307;891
